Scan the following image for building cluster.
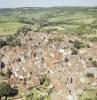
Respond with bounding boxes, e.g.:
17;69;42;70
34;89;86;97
0;32;97;100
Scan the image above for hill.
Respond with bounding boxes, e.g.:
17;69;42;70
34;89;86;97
0;7;97;42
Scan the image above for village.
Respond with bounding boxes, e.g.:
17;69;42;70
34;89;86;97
0;31;97;100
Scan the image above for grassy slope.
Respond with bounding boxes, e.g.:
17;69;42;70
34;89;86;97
0;7;97;39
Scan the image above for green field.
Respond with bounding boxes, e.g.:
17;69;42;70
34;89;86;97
0;7;97;40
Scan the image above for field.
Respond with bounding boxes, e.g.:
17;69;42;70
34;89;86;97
0;7;97;41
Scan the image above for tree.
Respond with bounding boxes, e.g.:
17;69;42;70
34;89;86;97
32;17;49;32
0;61;5;76
6;68;12;78
71;48;78;55
0;38;7;48
92;60;97;67
0;82;11;100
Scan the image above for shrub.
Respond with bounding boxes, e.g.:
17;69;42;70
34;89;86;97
88;57;93;61
0;38;7;48
71;48;78;55
89;37;97;42
6;68;12;78
73;40;85;49
40;74;50;86
86;73;94;78
0;71;5;76
0;82;11;100
92;60;97;67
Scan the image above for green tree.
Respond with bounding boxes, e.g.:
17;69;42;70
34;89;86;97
0;82;11;100
6;68;12;78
